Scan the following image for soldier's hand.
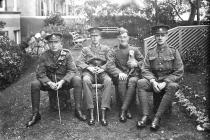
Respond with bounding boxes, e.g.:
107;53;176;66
119;73;128;80
87;66;97;73
96;67;104;74
47;81;57;90
56;80;65;90
151;81;161;93
157;82;166;91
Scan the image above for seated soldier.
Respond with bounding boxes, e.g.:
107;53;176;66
106;27;144;123
76;27;112;126
26;32;86;127
137;24;184;131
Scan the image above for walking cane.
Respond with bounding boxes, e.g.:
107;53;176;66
94;73;100;122
55;74;62;124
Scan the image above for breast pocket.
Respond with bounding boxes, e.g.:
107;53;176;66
149;56;157;69
163;56;174;70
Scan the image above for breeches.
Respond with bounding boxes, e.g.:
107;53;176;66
31;76;82;113
82;71;112;109
137;78;179;117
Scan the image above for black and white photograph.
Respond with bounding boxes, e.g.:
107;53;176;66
0;0;210;139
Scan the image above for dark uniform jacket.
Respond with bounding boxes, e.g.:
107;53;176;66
76;44;110;70
36;49;77;85
107;45;144;78
142;44;184;83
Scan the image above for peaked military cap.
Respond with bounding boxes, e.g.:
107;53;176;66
88;27;102;36
45;32;63;42
117;27;128;36
151;24;170;34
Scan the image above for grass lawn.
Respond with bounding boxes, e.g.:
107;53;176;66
0;38;209;140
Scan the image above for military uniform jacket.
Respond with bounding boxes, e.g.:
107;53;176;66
142;44;184;83
107;45;144;78
76;44;110;70
36;49;77;85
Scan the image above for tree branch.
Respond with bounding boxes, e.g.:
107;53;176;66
168;2;184;21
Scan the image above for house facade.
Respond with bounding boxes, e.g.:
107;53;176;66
0;0;21;44
20;0;75;16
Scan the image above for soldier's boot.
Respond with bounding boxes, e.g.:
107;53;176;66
121;86;136;119
137;88;151;129
88;109;95;125
26;81;41;127
119;110;127;123
74;78;87;121
137;115;151;129
101;108;108;126
75;109;87;121
151;82;178;131
153;91;164;114
117;80;127;107
26;112;41;127
126;110;132;119
150;117;161;131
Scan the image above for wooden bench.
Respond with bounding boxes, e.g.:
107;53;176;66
69;31;86;49
98;27;118;33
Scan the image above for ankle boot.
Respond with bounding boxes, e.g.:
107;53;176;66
137;115;151;129
88;109;95;125
150;117;161;131
119;110;127;123
101;108;108;126
126;110;132;119
26;112;41;127
75;108;87;121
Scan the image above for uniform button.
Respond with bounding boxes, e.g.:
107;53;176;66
159;63;162;64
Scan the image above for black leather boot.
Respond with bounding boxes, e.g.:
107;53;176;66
88;109;95;125
26;112;41;127
119;110;127;123
126;110;132;119
101;108;108;126
137;115;151;129
75;109;87;121
150;117;161;131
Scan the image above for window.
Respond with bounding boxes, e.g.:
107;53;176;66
0;31;8;37
0;0;5;11
14;30;20;44
0;0;3;8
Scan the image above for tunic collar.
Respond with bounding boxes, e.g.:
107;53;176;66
91;43;101;49
157;43;168;52
119;44;129;49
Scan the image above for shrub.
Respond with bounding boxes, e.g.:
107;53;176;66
0;21;6;28
182;45;207;73
0;36;25;89
89;15;153;38
44;13;65;26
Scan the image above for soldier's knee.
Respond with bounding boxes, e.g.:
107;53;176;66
137;78;149;89
104;77;112;85
166;82;179;90
118;79;127;86
128;77;138;87
31;80;41;89
72;76;82;87
82;75;92;84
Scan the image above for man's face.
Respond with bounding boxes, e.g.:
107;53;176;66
118;33;129;46
48;40;62;52
155;33;168;45
91;34;101;45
